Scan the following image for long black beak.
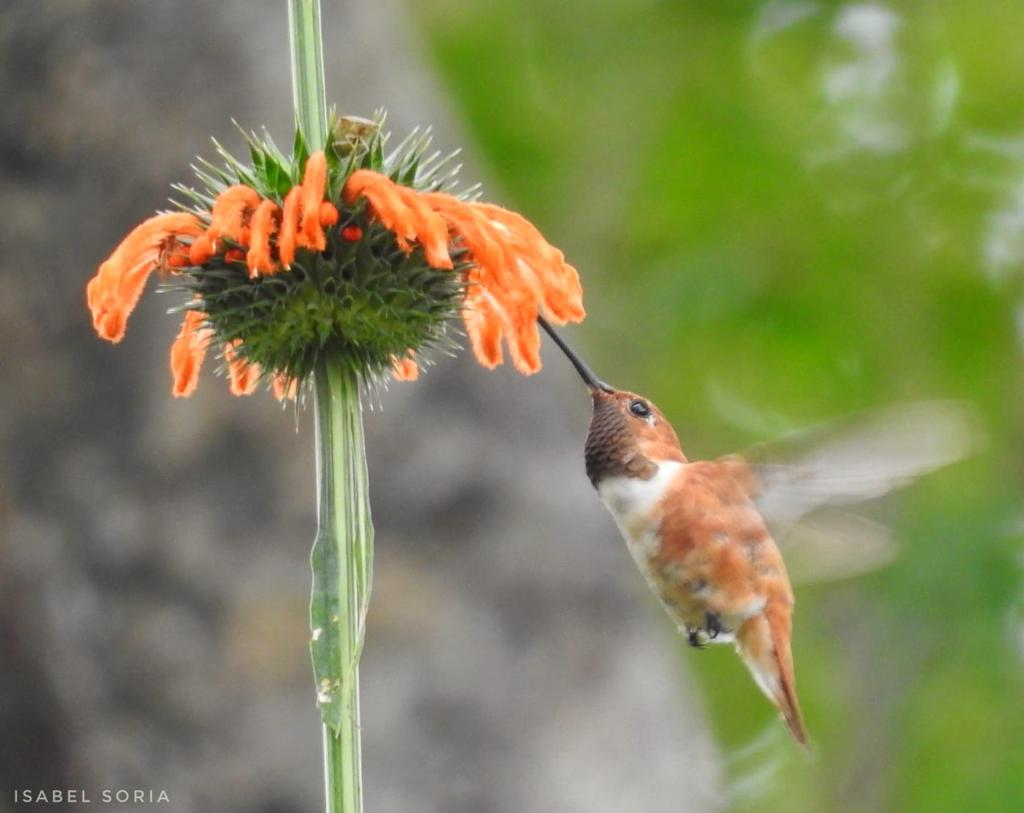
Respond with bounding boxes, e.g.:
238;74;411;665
537;316;613;393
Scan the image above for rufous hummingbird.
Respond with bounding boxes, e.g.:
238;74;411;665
538;317;975;746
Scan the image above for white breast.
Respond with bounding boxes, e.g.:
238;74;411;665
597;461;685;571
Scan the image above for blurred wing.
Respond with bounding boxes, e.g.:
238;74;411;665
744;400;981;527
775;509;899;584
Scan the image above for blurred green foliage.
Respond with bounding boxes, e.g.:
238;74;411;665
409;1;1024;810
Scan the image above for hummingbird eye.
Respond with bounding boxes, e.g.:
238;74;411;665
629;399;651;419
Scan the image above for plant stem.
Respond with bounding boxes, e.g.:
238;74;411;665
289;2;368;810
311;360;373;813
288;0;328;150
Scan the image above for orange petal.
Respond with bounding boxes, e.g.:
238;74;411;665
424;193;513;288
476;203;585;324
299;151;328;251
189;233;215;266
206;185;261;250
424;195;550;371
224;341;260;396
343;170;452;267
344;170;416;251
166;252;190;269
501;288;541;375
462;289;505;369
344;172;583;376
509;317;542;375
390;354;420;382
247;199;280;277
319;201;340;227
395;186;453;268
170;308;211;397
87;212;204;343
273;374;298;401
278;187;302;268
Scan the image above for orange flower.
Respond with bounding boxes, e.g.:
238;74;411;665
88;154;343;396
87;212;205;343
390;353;420;382
247;199;281;277
278;186;302;269
208;185;261;246
224;341;261;396
88;146;585;396
343;170;585;374
273;374;298;401
319;201;340;228
343;170;452;269
170;308;212;398
299;151;329;251
187;154;334;273
189;185;260;265
259;151;339;263
462;288;505;368
476;203;585;324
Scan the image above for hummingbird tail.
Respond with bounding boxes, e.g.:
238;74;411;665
735;607;808;746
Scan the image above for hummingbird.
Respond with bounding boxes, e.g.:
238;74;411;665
537;317;975;746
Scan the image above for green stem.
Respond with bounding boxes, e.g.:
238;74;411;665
288;5;367;810
311;360;372;813
288;0;328;151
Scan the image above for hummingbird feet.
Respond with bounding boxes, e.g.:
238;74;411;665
686;613;726;649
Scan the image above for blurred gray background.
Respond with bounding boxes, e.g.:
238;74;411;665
0;2;717;811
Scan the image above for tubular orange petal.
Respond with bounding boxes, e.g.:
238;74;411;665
341;169;386;207
299;151;328;251
390;354;420;382
273;374;298;401
92;305;126;344
555;264;586;322
319;201;340;227
278;187;302;268
224;341;261;396
206;185;261;250
423;193;512;288
247;199;280;278
296;230;326;252
502;287;542;375
343;170;452;267
419;192;581;372
395;187;453;269
475;202;585;324
170;308;211;397
344;170;416;251
87;213;204;343
189;233;215;265
463;289;505;369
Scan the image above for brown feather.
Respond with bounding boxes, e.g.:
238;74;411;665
736;605;807;746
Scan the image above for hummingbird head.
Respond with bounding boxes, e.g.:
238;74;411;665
584;387;685;487
536;317;685;487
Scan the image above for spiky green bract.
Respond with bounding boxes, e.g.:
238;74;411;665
171;222;466;384
174;113;468;213
165;112;471;387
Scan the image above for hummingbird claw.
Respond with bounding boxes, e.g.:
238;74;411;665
705;612;724;640
686;613;727;648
